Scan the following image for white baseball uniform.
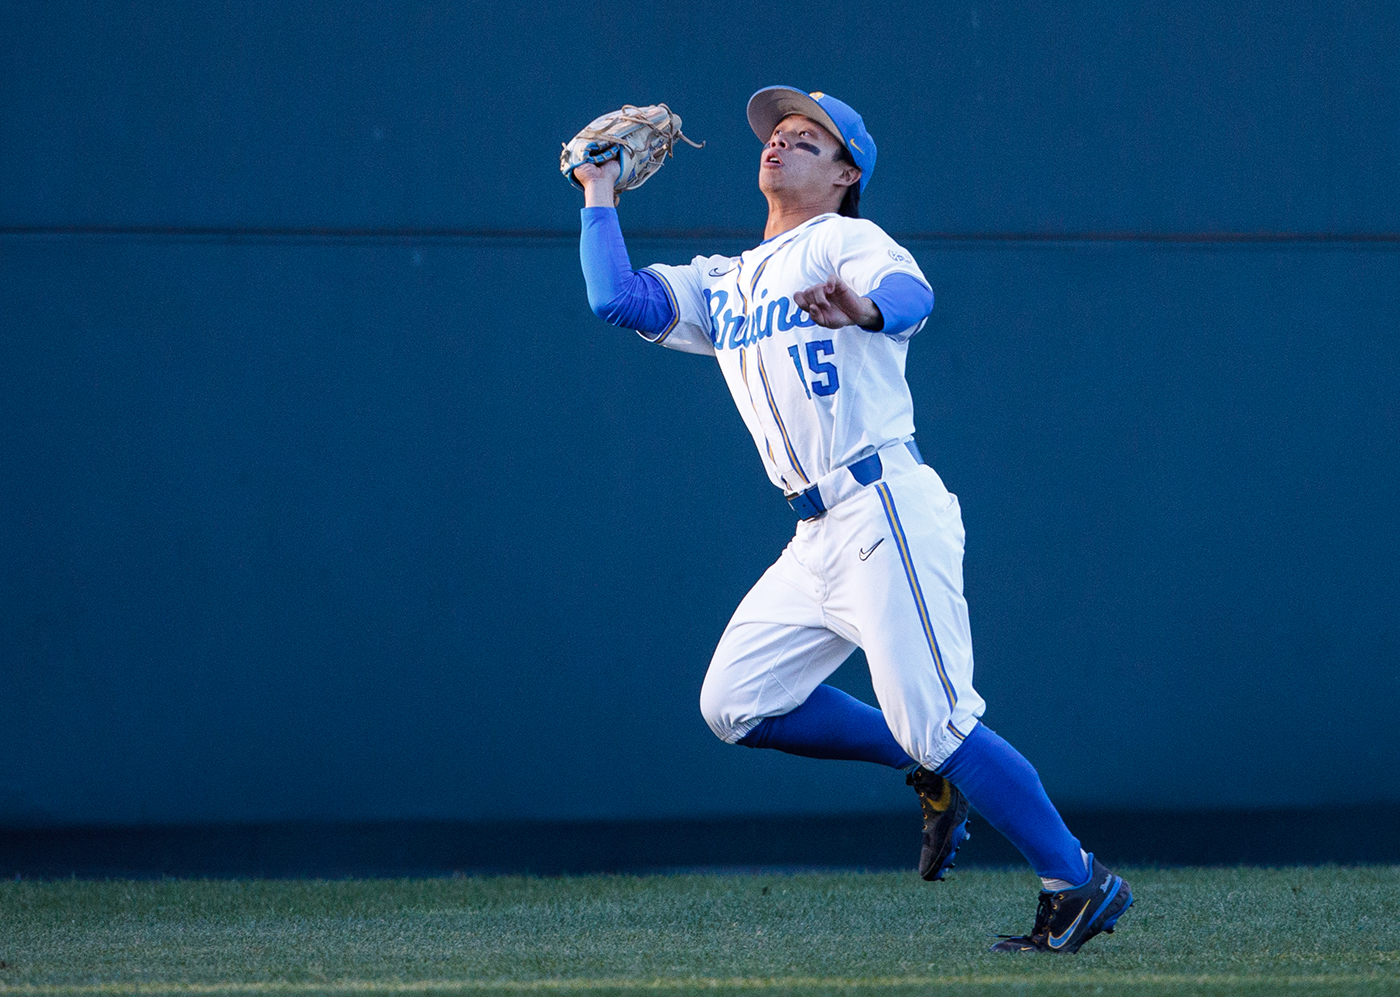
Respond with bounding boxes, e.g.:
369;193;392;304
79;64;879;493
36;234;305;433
642;212;987;770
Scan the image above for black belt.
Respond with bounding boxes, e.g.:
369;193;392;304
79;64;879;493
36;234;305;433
787;440;924;520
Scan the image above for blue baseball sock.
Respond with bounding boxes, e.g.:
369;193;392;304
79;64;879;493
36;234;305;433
937;723;1088;885
737;684;917;769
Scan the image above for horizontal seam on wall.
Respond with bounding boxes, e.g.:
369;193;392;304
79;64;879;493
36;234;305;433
1;226;1399;245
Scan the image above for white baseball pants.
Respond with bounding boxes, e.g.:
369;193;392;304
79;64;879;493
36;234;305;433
700;461;987;771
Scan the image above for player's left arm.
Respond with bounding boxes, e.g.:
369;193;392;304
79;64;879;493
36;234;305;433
796;222;933;337
794;274;931;333
793;277;882;330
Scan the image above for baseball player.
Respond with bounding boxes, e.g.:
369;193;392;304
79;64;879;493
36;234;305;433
570;87;1133;953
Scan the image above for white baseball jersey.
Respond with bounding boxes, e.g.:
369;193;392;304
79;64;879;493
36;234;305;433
641;213;931;494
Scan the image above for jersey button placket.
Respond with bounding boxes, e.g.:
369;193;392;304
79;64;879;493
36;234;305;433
748;247;813;490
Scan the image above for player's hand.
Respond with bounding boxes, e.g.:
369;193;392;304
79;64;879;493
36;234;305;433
794;277;883;330
574;159;622;207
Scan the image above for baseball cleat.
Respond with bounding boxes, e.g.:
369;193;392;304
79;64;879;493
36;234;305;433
906;767;970;881
990;854;1133;953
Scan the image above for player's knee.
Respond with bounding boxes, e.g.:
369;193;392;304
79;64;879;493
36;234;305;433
698;672;745;744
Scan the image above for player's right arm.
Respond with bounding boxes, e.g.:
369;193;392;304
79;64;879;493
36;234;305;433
574;161;677;333
573;162;716;355
576;160;622;208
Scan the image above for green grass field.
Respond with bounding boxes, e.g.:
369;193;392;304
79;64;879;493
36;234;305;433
1;867;1397;995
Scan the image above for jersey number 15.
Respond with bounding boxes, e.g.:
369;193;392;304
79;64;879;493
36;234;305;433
788;340;840;398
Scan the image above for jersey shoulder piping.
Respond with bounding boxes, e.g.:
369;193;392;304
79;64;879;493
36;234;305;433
637;266;682;342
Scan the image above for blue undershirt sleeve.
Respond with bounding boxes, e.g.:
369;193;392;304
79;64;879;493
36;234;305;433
579;206;678;334
866;272;934;337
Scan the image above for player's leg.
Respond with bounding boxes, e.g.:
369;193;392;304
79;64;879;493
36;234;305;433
700;538;913;769
827;466;1092;888
735;682;915;767
705;522;974;882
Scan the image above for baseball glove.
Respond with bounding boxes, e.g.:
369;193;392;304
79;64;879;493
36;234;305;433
560;103;703;200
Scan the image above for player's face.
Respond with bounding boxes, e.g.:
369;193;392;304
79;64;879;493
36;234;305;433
759;115;859;202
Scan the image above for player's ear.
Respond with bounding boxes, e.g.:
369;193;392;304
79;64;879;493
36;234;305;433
837;165;861;188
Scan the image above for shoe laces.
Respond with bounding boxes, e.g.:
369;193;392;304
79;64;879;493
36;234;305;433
1029;891;1057;941
992;896;1057;948
908;770;951;823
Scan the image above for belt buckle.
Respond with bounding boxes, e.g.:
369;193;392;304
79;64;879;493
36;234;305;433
787;485;826;520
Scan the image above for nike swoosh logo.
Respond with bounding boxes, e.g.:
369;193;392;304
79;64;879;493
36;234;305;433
709;266;735;277
859;539;884;560
930;780;952;811
1048;875;1118;950
1047;903;1088;949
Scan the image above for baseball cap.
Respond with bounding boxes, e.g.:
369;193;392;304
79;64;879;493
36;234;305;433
746;86;877;192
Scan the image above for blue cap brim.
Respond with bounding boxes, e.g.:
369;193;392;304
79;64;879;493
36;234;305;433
747;87;847;150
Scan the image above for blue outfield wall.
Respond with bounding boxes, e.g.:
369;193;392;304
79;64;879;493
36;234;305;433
2;0;1398;235
1;1;1398;828
1;235;1396;824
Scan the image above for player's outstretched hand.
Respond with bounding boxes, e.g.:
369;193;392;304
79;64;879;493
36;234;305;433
795;277;883;330
574;159;623;207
